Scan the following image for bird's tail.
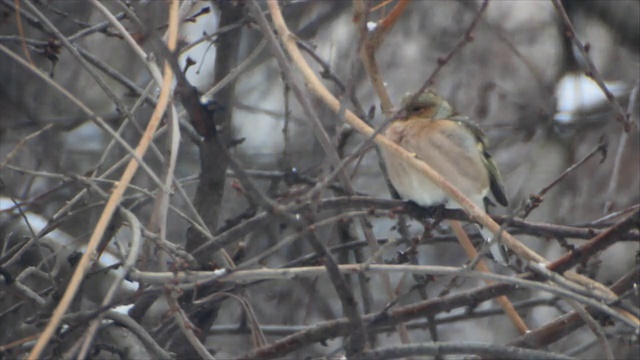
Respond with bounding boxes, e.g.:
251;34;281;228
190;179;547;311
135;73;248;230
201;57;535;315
477;224;509;265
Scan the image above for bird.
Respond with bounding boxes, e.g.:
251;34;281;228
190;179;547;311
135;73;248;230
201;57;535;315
380;89;510;264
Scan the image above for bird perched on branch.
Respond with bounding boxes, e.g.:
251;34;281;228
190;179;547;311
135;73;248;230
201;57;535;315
381;89;510;264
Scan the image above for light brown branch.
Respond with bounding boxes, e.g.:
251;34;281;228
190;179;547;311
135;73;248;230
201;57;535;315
449;220;529;335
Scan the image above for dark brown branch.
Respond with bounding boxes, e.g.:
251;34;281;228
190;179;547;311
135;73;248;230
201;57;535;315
547;209;640;274
304;221;367;356
238;281;522;360
508;265;639;350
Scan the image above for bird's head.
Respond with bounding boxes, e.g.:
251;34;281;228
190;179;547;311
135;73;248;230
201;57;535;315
400;89;453;119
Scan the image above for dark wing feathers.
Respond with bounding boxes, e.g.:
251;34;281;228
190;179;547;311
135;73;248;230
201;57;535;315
454;116;509;207
482;148;509;206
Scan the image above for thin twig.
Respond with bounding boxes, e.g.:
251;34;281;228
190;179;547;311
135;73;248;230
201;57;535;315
166;289;217;360
201;39;266;99
551;0;632;131
67;12;127;41
567;302;615;360
523;137;608;218
412;0;490;99
604;80;640;213
0;124;52;170
238;210;383;270
296;39;368;120
104;311;172;360
89;0;163;82
304;226;368;355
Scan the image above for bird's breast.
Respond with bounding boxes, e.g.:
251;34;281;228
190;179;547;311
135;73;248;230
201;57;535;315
383;153;450;206
382;119;489;209
382;122;448;206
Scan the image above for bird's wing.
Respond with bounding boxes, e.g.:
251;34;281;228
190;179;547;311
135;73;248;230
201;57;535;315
453;116;509;207
482;149;509;207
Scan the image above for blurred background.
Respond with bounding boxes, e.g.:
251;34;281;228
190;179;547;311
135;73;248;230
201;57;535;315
1;0;638;358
